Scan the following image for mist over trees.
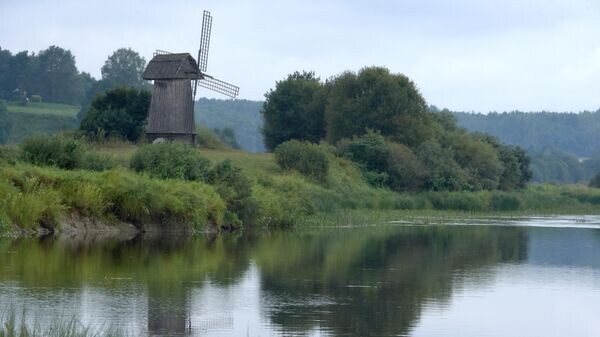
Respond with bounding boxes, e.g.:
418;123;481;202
262;67;531;192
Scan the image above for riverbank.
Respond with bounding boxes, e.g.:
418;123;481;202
1;142;600;235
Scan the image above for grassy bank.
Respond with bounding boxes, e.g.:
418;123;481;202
1;139;600;234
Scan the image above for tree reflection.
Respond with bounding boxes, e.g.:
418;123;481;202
0;225;528;336
253;226;528;336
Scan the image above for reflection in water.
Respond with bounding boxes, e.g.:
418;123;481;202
0;220;599;336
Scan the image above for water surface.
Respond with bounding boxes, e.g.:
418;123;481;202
1;216;600;336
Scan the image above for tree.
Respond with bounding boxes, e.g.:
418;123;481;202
80;87;150;141
36;46;80;103
590;172;600;188
325;67;433;147
0;100;11;144
261;71;326;151
0;48;12;99
101;48;148;89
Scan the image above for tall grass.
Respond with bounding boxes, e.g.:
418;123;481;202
0;310;126;337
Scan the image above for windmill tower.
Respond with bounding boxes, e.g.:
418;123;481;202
142;11;239;144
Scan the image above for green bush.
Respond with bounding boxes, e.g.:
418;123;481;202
196;124;228;150
20;134;84;169
274;140;329;182
336;131;426;191
130;142;211;181
79;87;150;142
30;95;42;102
0;146;19;165
490;192;522;211
207;160;258;227
427;192;486;211
79;151;118;172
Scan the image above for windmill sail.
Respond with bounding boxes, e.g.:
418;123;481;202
197;75;239;98
197;11;212;72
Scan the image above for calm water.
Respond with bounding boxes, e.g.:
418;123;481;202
1;216;600;336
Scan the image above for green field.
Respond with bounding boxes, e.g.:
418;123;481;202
7;102;79;117
5;102;79;144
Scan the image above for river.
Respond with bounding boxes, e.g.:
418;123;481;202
1;215;600;336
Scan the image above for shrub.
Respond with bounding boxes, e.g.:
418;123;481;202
0;146;19;165
336;131;426;191
274;140;329;182
20;134;83;169
490;192;522;211
30;95;42;102
207;160;258;227
79;87;150;142
196;124;228;150
130;142;211;181
590;172;600;188
79;151;118;172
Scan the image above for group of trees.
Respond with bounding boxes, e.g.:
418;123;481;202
0;46;148;108
262;67;531;192
453;109;600;158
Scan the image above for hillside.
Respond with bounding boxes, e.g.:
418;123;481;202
5;102;79;144
453;110;600;157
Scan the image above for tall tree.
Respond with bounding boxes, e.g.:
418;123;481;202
101;48;147;89
325;67;433;147
261;71;326;151
0;100;11;144
36;46;79;103
0;48;12;100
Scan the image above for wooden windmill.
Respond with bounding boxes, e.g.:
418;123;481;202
142;11;239;144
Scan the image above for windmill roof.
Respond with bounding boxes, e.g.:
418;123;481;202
142;53;202;80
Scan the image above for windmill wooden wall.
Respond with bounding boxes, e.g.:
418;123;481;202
146;80;196;143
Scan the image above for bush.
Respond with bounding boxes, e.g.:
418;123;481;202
336;131;426;191
207;160;258;227
196;124;228;150
274;140;329;182
30;95;42;102
79;151;118;172
79;87;150;142
590;172;600;188
20;134;84;169
130;142;211;181
0;146;19;165
490;192;522;211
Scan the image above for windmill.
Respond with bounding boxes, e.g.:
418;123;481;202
142;10;239;144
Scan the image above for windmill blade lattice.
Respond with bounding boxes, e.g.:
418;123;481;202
197;75;239;98
197;11;212;72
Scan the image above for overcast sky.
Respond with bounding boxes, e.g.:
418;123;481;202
1;0;599;112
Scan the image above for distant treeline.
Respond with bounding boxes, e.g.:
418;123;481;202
452;110;600;157
0;45;148;107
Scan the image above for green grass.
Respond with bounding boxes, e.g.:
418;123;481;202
7;102;80;117
2;139;600;233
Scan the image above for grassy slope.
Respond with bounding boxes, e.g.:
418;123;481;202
3;141;600;233
6;102;79;144
7;102;79;117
